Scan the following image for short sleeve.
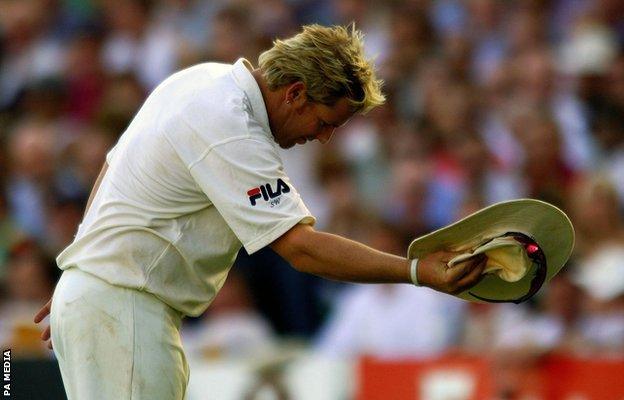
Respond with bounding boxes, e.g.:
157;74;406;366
188;137;315;254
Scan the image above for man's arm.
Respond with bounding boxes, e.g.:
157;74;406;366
270;224;486;295
35;161;109;349
84;162;109;214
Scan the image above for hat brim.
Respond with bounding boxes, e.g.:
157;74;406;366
408;199;575;303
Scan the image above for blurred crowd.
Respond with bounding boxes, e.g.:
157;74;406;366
1;0;623;396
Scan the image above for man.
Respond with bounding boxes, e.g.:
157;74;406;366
35;24;486;399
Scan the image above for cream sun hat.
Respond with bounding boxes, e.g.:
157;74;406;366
408;199;575;303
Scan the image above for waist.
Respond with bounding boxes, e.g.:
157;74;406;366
54;267;184;326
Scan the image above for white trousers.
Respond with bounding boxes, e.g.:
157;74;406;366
50;268;189;399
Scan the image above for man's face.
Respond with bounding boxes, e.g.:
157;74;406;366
273;96;354;149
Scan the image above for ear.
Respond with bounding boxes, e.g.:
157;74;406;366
284;81;308;109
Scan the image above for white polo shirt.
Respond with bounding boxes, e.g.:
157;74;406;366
56;59;315;316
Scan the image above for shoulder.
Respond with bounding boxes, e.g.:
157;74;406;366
158;62;245;110
158;63;252;138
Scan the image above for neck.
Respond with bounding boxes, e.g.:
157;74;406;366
251;69;283;136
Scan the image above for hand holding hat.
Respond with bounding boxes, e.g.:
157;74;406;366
408;199;575;303
415;251;489;296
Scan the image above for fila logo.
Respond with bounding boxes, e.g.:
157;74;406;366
247;179;291;206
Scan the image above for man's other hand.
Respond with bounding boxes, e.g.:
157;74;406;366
34;299;53;350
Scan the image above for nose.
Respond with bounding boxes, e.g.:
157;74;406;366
316;127;336;144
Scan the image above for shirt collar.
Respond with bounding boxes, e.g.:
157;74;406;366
231;58;271;133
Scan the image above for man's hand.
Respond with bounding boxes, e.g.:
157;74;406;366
33;299;53;350
416;251;487;295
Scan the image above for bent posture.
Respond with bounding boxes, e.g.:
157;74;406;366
35;25;486;399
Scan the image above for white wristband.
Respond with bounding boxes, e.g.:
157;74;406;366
410;258;421;286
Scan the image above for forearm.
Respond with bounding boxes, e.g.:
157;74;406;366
272;224;488;294
287;229;411;284
84;162;108;215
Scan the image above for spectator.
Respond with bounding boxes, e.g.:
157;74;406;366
182;272;276;360
0;239;56;357
5;118;59;240
575;245;624;355
100;0;181;90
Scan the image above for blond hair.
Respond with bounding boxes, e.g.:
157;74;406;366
258;24;385;114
